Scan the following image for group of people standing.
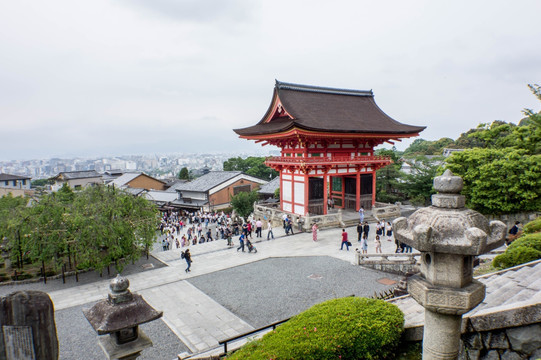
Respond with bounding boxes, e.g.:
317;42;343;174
355;218;414;254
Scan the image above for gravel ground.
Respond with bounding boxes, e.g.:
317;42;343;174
0;254;166;296
188;256;402;328
55;303;189;360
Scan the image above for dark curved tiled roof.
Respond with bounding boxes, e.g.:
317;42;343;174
234;81;425;136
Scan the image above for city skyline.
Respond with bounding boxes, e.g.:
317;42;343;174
1;1;540;161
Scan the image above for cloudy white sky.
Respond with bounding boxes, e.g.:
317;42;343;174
1;0;540;161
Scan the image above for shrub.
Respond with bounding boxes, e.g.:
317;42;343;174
508;233;541;252
226;297;404;360
11;271;33;281
523;217;541;235
493;246;541;269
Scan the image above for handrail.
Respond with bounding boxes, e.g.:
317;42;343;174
218;317;291;354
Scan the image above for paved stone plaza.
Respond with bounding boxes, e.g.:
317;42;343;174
0;222;404;359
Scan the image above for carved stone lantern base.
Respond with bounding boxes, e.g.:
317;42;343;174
98;328;153;360
408;276;486;315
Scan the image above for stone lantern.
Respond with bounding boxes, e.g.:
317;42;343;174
393;170;506;360
83;275;163;360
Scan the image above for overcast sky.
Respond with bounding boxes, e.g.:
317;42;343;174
1;0;540;161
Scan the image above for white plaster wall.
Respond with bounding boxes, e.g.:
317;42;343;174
294;205;305;215
283;203;292;212
294;182;304;205
282;180;292;202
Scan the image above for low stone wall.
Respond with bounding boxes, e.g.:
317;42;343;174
459;323;541;360
486;212;539;231
253;203;344;232
355;251;420;275
373;202;401;221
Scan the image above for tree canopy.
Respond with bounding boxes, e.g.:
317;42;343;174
444;84;541;214
376;83;540;213
230;190;259;220
223;156;277;180
0;184;159;274
177;167;191;180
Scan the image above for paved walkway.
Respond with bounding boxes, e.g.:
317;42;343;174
47;222;402;356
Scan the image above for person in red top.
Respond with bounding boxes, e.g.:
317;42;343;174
340;229;350;251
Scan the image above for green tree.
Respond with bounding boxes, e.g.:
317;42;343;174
398;156;442;205
0;194;30;269
445;148;540;214
230;191;259;219
403;137;454;156
375;148;404;203
223;156;277;180
2;184;159;277
31;178;54;187
444;83;541;215
68;185;159;273
178;167;191;180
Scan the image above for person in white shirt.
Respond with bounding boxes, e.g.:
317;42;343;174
267;221;274;240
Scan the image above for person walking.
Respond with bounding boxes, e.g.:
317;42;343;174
312;223;318;242
267;221;274;240
183;249;192;273
340;229;350;251
237;233;246;252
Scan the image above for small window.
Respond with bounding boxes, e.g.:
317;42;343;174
233;184;251;195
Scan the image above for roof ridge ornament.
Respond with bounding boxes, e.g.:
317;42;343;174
275;80;373;97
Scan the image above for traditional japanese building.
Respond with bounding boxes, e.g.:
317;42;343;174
234;81;425;216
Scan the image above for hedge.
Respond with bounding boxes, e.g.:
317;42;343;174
507;233;541;252
226;297;404;360
523;217;541;235
493;246;541;269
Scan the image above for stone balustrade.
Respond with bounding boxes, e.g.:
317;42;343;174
253;203;344;231
355;251;420;275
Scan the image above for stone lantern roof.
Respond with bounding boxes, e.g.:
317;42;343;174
83;275;163;336
394;170;506;256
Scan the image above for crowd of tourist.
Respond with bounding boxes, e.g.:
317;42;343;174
157;210;276;252
157;209;414;257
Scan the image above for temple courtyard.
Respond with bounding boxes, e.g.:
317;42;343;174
0;222;404;359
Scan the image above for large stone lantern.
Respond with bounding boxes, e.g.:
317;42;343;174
83;275;163;360
393;170;506;360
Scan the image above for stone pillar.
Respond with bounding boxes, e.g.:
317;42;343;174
393;170;507;360
0;290;59;360
424;311;461;359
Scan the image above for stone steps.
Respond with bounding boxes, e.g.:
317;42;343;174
482;281;519;307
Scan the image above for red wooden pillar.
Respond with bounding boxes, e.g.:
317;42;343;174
355;170;360;211
323;174;328;215
280;172;284;212
341;176;345;209
371;171;376;206
304;174;309;215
